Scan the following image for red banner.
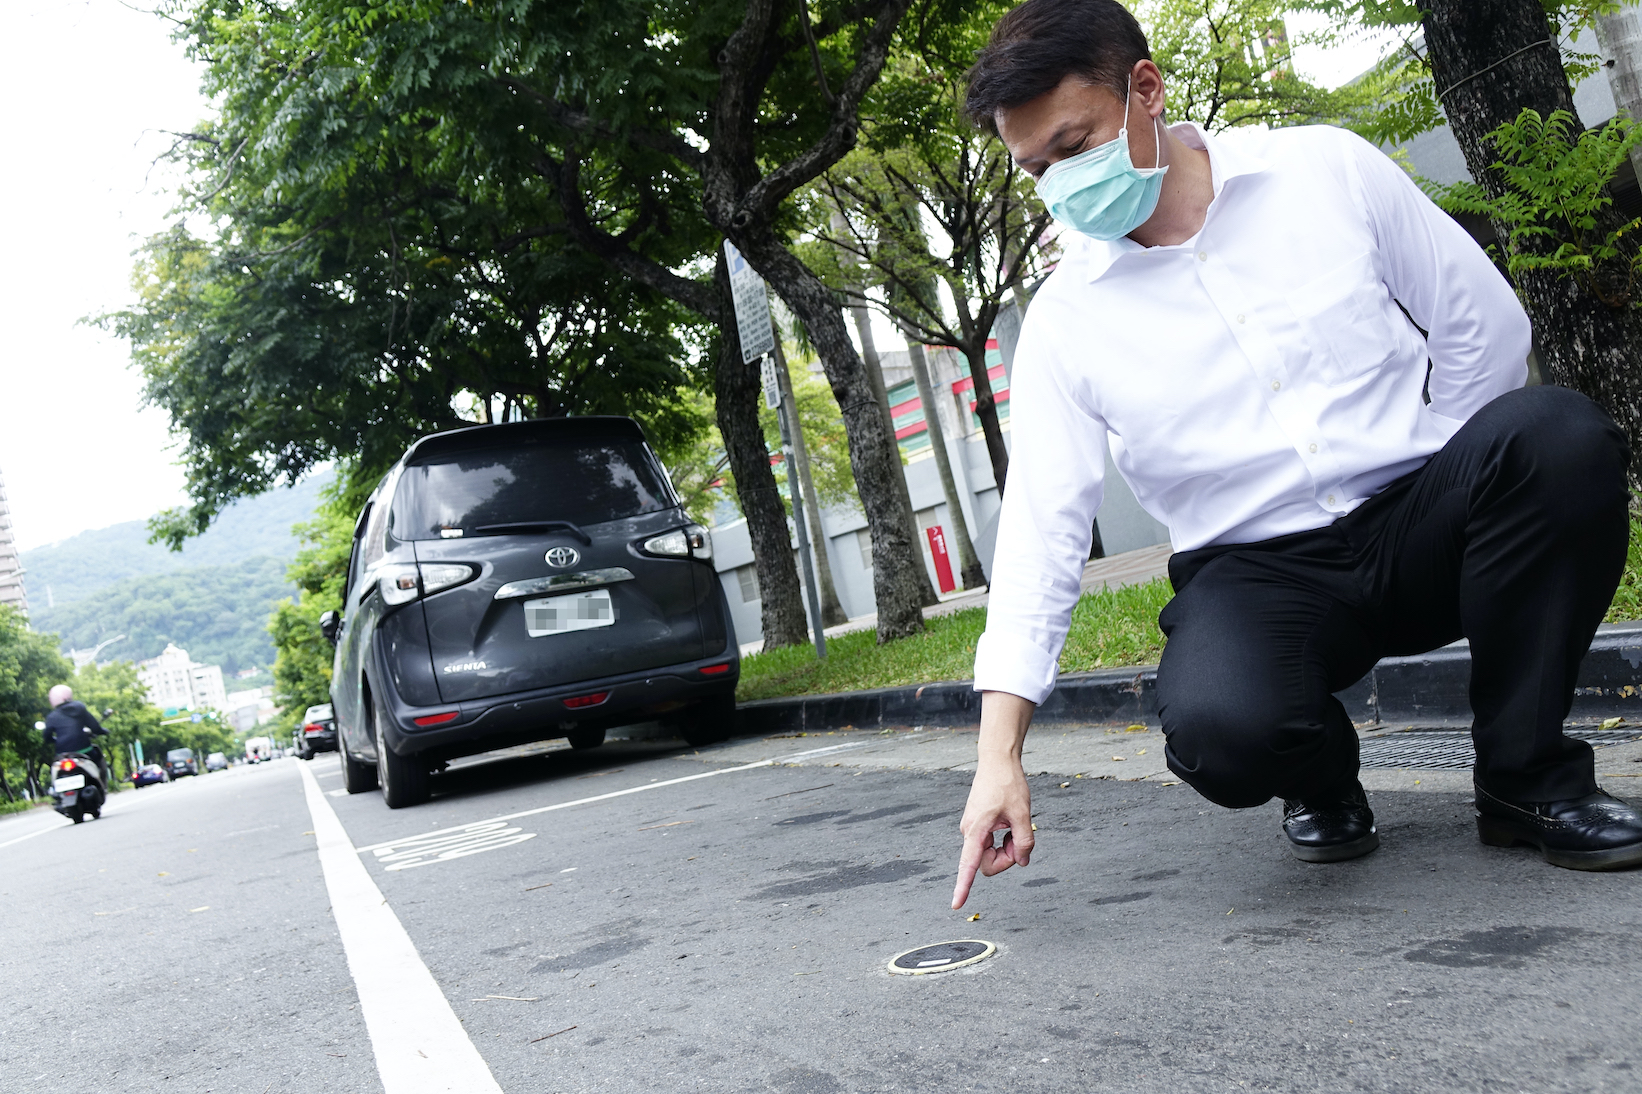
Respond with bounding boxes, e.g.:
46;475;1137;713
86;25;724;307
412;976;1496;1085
925;525;956;594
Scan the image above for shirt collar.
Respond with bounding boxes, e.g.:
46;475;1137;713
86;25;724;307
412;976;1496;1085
1068;121;1272;283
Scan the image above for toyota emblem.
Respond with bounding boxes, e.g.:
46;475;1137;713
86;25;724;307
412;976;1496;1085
545;546;580;568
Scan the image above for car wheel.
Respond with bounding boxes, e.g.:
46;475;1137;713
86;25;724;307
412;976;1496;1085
567;727;606;751
340;740;378;795
375;700;430;809
675;694;737;748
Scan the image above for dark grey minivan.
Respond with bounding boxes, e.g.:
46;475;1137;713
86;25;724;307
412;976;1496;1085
321;417;738;808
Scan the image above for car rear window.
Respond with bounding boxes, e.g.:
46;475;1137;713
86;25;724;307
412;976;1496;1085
391;439;672;539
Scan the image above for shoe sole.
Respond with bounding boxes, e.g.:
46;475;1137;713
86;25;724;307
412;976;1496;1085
1476;815;1642;871
1288;830;1380;863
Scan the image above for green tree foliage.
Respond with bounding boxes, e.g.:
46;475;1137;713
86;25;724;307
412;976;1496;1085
269;487;356;730
107;0;716;549
1426;109;1642;305
30;557;294;675
0;606;73;801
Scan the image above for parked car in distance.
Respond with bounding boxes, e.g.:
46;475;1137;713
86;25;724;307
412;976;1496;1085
131;764;168;788
205;752;229;772
295;703;338;759
322;417;740;809
165;748;199;778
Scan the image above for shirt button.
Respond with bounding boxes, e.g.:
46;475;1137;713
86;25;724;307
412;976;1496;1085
1236;314;1246;324
1309;443;1318;453
1327;495;1336;505
1270;380;1281;391
1197;251;1208;262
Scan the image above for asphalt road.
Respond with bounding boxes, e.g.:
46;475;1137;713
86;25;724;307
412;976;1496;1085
3;727;1641;1093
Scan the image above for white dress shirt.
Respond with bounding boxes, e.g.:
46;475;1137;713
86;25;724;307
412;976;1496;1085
973;122;1530;704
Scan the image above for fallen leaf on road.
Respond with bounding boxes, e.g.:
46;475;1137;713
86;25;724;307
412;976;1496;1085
1136;749;1147;756
1126;724;1146;733
1059;782;1070;788
157;872;168;877
1112;756;1126;762
638;820;693;831
189;906;210;913
1600;716;1626;730
968;913;981;921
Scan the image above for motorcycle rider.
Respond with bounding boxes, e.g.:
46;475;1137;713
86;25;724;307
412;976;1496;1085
43;685;109;785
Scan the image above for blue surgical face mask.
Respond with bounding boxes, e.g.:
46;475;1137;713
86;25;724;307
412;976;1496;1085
1034;79;1168;241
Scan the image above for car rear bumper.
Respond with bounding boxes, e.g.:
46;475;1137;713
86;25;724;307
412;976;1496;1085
301;728;339;752
370;640;739;762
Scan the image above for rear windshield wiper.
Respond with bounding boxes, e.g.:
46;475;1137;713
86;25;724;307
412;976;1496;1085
469;520;592;544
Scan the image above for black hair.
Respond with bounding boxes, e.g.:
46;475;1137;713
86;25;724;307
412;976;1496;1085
964;0;1152;132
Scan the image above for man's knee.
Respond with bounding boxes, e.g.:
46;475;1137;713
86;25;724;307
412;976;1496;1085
1159;688;1358;810
1485;386;1629;497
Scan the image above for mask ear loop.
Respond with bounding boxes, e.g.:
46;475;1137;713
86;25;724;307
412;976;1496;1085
1123;73;1165;172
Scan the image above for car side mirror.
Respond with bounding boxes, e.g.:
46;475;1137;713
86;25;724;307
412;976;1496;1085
319;611;341;645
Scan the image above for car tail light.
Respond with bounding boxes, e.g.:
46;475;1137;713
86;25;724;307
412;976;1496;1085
563;692;610;709
412;711;460;727
699;663;732;676
380;563;477;606
640;524;712;561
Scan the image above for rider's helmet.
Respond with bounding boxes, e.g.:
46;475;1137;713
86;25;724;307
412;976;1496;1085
48;685;73;708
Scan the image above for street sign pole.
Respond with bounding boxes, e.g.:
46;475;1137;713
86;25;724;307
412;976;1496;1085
729;239;825;659
776;385;827;660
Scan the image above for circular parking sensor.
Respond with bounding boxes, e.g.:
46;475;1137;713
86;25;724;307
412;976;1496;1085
886;939;996;975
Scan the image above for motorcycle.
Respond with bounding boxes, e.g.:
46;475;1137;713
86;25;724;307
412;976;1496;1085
49;752;106;824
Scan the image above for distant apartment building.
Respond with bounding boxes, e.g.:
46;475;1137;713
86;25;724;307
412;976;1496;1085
0;464;26;614
224;686;279;733
137;643;228;714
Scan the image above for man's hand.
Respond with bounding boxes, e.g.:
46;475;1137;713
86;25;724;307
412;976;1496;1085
952;691;1037;909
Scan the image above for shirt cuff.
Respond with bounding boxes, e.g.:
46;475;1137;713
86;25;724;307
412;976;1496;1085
972;629;1059;705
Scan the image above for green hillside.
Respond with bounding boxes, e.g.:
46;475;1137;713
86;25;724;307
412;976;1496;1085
19;476;324;607
28;556;296;674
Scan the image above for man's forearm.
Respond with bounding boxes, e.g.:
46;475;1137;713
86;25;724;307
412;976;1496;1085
978;691;1036;763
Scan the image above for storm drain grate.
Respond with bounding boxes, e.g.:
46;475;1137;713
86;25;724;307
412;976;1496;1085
1360;728;1641;770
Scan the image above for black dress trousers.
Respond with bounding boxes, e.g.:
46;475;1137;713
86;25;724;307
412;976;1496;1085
1155;385;1631;809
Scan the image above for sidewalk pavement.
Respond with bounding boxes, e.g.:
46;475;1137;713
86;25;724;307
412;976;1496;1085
686;720;1642;796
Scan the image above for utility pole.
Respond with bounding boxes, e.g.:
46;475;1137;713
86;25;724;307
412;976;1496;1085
765;358;827;659
903;336;986;590
770;334;849;627
1596;3;1642;181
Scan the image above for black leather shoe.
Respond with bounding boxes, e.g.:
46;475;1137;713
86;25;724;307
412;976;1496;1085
1282;780;1380;863
1475;783;1642;871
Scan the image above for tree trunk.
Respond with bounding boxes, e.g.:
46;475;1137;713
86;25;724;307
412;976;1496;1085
711;256;810;649
904;337;986;589
740;240;934;640
1422;0;1642;487
1595;3;1642;182
772;336;849;627
961;338;1011;496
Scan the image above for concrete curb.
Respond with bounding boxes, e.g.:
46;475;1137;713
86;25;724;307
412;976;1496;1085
736;622;1642;735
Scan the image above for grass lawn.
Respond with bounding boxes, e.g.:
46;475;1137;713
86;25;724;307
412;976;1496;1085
737;577;1172;702
738;517;1642;703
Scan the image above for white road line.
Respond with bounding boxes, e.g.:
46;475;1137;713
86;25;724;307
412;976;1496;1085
353;757;776;855
297;761;504;1094
0;817;68;848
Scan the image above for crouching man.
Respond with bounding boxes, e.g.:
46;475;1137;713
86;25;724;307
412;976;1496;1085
952;0;1642;908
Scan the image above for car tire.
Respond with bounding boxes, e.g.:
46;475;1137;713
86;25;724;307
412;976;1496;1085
340;741;378;794
375;700;430;809
567;727;606;751
676;694;737;748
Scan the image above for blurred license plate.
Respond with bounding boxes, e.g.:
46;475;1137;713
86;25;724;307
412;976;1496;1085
523;589;614;638
54;775;85;791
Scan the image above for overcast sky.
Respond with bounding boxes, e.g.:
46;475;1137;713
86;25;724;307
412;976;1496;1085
0;3;1391;554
